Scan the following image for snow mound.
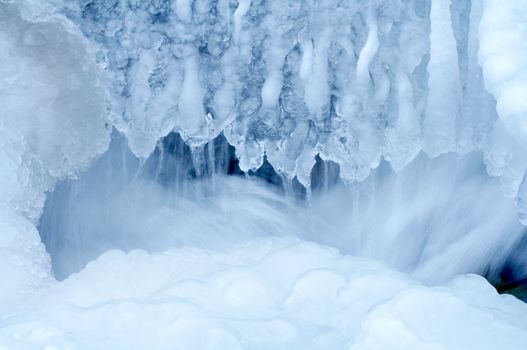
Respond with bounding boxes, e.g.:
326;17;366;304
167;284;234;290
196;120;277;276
1;237;526;349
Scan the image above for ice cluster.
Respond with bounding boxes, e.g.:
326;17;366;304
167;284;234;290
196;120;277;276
2;237;527;349
3;0;527;214
8;0;516;221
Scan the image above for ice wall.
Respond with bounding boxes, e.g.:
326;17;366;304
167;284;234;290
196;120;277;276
478;0;527;223
26;0;520;220
0;1;110;297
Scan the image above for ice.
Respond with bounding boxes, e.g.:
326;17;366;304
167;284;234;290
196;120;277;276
34;132;523;284
1;237;527;349
42;0;516;201
355;14;379;86
423;0;461;156
2;0;524;207
0;1;109;298
478;0;527;223
1;0;527;348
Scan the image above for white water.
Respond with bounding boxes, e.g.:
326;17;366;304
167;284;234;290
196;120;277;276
39;133;524;286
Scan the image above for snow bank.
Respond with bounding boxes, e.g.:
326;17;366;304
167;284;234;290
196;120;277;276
1;237;526;349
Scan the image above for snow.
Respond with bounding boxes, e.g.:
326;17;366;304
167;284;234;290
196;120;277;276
1;0;527;348
1;237;526;349
479;0;527;222
0;1;109;299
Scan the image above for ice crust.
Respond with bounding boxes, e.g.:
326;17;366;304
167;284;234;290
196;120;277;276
1;237;527;350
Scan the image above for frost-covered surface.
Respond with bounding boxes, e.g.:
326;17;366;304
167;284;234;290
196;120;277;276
1;237;527;349
0;2;109;219
8;0;517;217
0;1;109;298
478;0;527;223
1;0;527;348
2;0;527;214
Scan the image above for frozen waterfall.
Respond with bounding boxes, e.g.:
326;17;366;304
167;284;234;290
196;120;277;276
1;0;527;349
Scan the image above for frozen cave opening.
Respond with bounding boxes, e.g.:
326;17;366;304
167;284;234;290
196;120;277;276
4;0;527;347
38;130;310;280
38;131;527;299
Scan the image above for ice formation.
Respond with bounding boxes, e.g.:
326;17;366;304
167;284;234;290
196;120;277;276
1;0;527;348
21;0;521;218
